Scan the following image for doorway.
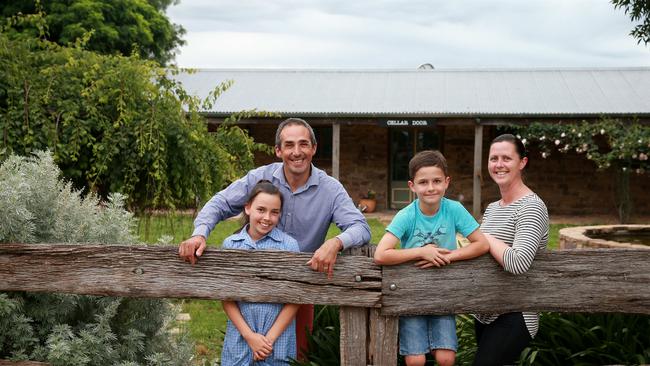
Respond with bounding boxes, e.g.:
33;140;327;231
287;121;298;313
389;129;441;209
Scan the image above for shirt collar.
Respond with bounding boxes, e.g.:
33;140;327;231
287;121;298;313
273;163;320;192
231;225;283;243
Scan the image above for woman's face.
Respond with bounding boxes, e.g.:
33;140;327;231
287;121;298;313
488;141;528;187
244;192;282;241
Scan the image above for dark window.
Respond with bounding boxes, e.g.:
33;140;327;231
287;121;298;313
313;126;332;161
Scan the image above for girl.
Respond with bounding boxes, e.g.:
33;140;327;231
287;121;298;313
221;180;300;365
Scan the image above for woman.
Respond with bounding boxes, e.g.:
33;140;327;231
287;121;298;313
473;134;549;366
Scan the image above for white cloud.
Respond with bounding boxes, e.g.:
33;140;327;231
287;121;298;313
167;0;650;68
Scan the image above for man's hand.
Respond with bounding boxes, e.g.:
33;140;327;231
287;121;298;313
178;235;207;265
306;237;343;278
414;244;451;268
244;332;273;361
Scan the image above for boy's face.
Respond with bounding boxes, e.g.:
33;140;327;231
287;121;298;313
408;166;450;208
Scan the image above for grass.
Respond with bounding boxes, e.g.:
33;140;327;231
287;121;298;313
135;213;575;364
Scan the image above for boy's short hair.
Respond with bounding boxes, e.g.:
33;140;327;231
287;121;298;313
409;150;448;179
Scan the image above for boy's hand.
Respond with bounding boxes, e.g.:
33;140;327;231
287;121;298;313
244;332;272;360
415;244;451;268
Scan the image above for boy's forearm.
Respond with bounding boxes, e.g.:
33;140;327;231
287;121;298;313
266;303;300;342
374;247;426;265
448;242;488;262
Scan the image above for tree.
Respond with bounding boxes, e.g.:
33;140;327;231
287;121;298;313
0;13;272;211
508;118;650;223
0;0;185;65
612;0;650;45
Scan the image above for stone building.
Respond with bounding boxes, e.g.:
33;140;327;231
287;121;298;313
174;68;650;218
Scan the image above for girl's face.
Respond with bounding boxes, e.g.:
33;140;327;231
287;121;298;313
488;141;528;188
244;192;282;241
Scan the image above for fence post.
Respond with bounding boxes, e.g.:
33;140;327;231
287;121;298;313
340;245;398;366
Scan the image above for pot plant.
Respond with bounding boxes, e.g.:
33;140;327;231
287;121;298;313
358;189;377;213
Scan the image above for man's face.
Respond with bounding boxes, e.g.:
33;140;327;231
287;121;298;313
275;124;317;179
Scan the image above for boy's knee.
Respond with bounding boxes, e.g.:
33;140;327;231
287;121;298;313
433;349;456;366
404;354;426;366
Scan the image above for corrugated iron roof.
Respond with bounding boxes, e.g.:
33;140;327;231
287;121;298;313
171;68;650;117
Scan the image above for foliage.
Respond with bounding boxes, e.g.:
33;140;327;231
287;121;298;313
520;313;650;365
507;118;650;222
612;0;650;45
0;0;185;65
291;305;341;366
0;151;193;365
507;118;649;174
0;14;272;211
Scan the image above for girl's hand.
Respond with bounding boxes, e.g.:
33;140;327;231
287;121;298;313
415;244;451;268
244;333;272;360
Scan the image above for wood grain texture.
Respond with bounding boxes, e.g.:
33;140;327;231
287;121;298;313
381;249;650;316
368;308;398;366
0;361;50;366
340;306;368;366
0;243;382;307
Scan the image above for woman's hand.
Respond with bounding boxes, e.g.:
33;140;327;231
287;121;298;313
244;332;273;361
415;244;451;268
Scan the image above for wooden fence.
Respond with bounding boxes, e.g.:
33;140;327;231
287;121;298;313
1;243;649;365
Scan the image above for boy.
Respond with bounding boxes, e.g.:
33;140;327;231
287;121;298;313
374;150;489;366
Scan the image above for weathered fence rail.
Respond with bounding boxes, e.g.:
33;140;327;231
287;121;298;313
1;243;649;366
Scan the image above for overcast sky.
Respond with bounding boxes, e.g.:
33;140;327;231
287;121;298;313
166;0;650;69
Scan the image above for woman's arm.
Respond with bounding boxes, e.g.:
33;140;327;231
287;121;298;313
489;201;549;274
265;303;300;344
374;232;450;266
222;301;273;360
484;233;508;267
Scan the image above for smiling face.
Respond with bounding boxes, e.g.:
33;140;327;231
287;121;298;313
488;141;528;188
244;192;282;241
408;166;450;215
275;124;317;182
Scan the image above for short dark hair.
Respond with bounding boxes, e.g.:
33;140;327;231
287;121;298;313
409;150;448;179
275;118;317;147
490;133;529;169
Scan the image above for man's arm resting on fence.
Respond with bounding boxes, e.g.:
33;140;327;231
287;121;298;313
307;237;343;278
178;235;207;265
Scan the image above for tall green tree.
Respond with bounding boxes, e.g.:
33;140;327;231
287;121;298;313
612;0;650;45
0;0;185;65
0;13;271;211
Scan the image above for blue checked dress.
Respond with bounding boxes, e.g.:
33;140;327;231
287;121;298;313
221;226;300;366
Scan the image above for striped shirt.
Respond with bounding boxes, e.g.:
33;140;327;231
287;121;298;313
221;226;300;366
474;193;549;338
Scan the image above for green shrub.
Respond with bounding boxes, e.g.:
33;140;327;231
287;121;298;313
520;312;650;365
0;151;193;365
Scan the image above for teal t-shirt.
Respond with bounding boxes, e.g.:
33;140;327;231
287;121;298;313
386;197;479;250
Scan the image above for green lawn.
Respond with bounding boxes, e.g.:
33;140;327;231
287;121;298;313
136;214;573;364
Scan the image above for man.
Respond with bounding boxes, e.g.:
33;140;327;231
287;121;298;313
178;117;371;358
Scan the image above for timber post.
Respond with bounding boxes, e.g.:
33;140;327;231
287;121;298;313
340;245;399;366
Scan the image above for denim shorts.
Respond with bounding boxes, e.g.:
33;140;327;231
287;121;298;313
399;315;458;355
